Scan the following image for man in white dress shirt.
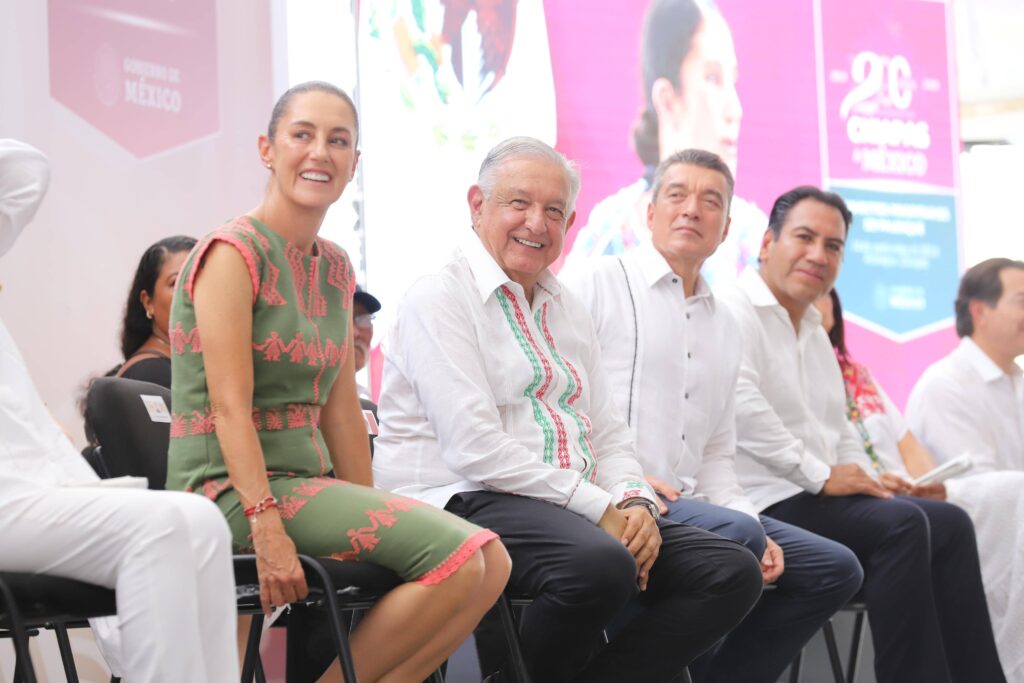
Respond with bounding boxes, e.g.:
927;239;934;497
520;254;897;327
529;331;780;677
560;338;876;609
566;149;862;683
907;258;1024;470
0;140;238;683
373;137;761;683
720;185;1004;683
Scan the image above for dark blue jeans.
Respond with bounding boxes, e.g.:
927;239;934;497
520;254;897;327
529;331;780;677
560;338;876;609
663;497;863;683
766;492;1005;683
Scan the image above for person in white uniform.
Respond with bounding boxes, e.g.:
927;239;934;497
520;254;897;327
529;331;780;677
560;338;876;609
0;139;238;683
565;149;862;683
820;286;1024;681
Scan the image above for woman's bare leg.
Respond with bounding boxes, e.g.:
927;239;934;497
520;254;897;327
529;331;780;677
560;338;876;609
317;540;510;683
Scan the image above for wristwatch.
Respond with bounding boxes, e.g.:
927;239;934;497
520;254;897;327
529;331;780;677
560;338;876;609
621;497;661;520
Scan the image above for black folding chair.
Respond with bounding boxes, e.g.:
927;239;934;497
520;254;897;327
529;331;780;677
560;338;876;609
0;572;117;683
788;600;868;683
85;376;445;683
497;592;692;683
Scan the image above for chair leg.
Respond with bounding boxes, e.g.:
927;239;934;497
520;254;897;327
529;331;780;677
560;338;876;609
298;558;360;683
254;651;267;683
822;620;846;683
789;649;803;683
53;622;80;683
0;579;38;683
240;613;265;683
846;611;866;683
496;595;532;683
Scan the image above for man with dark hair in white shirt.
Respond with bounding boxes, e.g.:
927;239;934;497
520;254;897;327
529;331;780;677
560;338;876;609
720;184;1005;683
566;149;862;683
907;257;1024;470
374;137;762;683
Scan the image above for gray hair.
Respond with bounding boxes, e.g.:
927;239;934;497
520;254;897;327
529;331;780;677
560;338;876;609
651;148;735;209
477;136;581;215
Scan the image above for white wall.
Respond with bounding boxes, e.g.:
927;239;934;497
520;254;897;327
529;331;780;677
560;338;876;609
0;0;275;448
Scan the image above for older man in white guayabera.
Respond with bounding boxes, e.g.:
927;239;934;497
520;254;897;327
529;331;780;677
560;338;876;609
373;137;762;683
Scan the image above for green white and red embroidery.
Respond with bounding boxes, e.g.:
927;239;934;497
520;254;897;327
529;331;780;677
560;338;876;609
496;285;600;479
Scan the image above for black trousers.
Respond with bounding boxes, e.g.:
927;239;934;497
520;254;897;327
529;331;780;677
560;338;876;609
447;491;762;683
766;492;1006;683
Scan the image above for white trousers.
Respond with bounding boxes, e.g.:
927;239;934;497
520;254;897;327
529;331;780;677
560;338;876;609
948;471;1024;682
0;486;239;683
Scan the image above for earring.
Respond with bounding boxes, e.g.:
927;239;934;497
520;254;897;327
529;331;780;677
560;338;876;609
264;162;272;169
146;309;153;320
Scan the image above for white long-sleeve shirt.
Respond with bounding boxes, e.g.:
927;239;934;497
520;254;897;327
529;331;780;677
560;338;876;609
564;241;758;519
373;233;657;524
720;269;871;511
906;337;1024;472
1;140;99;500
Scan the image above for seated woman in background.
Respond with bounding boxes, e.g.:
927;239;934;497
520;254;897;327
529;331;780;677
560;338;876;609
115;235;196;386
81;235;195;451
818;289;1022;682
165;81;510;683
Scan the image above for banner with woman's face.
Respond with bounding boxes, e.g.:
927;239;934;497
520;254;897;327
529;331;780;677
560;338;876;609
351;0;960;406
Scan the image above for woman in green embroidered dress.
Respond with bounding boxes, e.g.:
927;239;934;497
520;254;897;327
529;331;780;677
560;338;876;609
166;81;510;683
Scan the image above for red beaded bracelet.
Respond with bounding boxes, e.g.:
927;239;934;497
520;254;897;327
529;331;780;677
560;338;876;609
243;496;279;518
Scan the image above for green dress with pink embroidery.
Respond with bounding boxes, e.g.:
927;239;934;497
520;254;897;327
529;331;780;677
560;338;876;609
166;216;495;584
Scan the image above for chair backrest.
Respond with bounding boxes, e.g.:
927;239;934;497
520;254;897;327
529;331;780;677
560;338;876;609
85;376;171;490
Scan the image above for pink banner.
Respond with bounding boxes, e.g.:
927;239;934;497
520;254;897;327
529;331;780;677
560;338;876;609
544;0;959;407
48;0;219;158
820;0;955;187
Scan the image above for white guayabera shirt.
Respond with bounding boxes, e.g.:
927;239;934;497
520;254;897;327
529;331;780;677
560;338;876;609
564;241;759;519
373;232;657;523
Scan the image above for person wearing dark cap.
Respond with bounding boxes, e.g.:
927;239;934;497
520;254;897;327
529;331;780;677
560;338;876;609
353;284;381;378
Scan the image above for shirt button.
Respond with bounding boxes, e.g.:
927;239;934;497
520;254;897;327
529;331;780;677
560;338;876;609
687;352;692;359
685;392;690;399
672;277;679;283
681;434;686;441
685;313;691;320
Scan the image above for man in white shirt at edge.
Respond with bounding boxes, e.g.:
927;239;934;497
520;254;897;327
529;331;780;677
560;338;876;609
564;149;862;683
0;139;238;683
373;137;762;683
907;257;1024;470
720;185;1004;683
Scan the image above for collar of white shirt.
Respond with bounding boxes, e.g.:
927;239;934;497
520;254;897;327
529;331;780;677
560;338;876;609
737;267;822;330
957;336;1022;384
634;241;715;305
460;229;562;304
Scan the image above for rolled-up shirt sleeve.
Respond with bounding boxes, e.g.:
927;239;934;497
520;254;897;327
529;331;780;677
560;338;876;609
0;140;50;258
733;318;832;494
